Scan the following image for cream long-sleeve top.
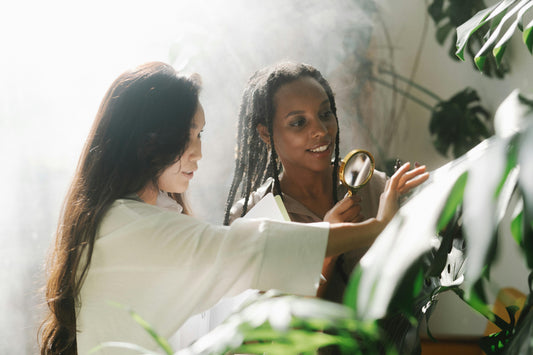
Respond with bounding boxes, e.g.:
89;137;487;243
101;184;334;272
77;195;328;354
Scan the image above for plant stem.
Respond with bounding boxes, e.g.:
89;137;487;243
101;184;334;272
398;0;431;117
370;76;435;111
378;69;443;102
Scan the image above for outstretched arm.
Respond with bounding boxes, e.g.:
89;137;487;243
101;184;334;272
325;162;429;257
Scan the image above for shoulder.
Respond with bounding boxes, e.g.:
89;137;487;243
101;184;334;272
98;198;200;238
228;178;275;224
371;169;388;186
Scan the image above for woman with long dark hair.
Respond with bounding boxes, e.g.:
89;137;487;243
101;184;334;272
40;61;417;355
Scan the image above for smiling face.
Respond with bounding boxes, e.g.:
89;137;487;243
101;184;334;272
259;76;338;176
158;102;205;194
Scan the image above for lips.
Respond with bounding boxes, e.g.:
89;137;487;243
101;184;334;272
307;143;331;153
182;169;196;179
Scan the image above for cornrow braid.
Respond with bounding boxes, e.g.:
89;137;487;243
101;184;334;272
224;62;340;225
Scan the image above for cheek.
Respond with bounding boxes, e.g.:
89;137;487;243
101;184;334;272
274;132;300;152
327;120;338;135
157;163;183;190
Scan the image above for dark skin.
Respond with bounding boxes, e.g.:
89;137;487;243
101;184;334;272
258;77;365;222
258;77;429;297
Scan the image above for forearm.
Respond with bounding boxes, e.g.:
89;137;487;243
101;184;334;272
325;218;384;257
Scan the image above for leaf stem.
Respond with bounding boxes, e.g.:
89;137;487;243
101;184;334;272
378;69;443;101
370;76;435;111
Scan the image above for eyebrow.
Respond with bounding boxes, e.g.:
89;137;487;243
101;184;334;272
284;99;330;119
191;121;206;129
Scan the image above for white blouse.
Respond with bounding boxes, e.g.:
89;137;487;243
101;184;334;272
76;196;328;354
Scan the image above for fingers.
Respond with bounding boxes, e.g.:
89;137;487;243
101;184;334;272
335;194;361;214
342;203;362;222
398;165;426;185
324;194;363;223
336;195;362;222
388;162;411;191
354;213;366;223
397;165;429;195
398;171;430;194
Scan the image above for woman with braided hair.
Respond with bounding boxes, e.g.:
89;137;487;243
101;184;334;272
224;62;429;303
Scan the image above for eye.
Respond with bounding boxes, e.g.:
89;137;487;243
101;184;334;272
197;129;204;139
320;110;334;120
289;117;306;128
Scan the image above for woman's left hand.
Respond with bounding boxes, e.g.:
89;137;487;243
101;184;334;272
396;162;429;195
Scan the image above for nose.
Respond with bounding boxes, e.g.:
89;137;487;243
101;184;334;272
189;137;202;163
311;116;328;138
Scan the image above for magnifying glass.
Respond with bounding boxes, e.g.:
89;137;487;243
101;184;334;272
338;149;375;195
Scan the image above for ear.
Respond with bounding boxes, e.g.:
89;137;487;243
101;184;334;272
256;124;271;145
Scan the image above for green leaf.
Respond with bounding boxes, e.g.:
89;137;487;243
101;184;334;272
108;302;173;355
479;329;514;354
429;88;491;158
426;213;462;278
460;282;493;321
523;20;533;52
462;137;508;287
180;293;372;355
475;1;527;60
455;1;508;60
516;0;533;30
518;123;533;268
436;22;454;45
493;44;507;66
343;265;363;311
492;1;533;62
437;172;468;231
522;207;533;269
501;309;533;354
494;137;518;198
475;54;487;71
427;0;445;23
511;210;524;245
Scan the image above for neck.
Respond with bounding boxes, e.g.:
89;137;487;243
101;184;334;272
279;166;334;200
137;184;158;205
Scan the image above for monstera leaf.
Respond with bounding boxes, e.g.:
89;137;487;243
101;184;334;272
430;87;492;158
455;0;533;71
428;0;509;77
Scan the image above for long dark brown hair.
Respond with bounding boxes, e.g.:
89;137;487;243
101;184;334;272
39;62;200;354
223;62;340;225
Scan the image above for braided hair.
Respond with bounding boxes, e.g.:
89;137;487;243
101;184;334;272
224;62;340;225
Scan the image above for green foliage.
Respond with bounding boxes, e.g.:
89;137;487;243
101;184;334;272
430;88;492;157
428;0;509;77
350;92;533;354
436;173;467;231
501;307;533;354
178;290;396;355
454;0;533;73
